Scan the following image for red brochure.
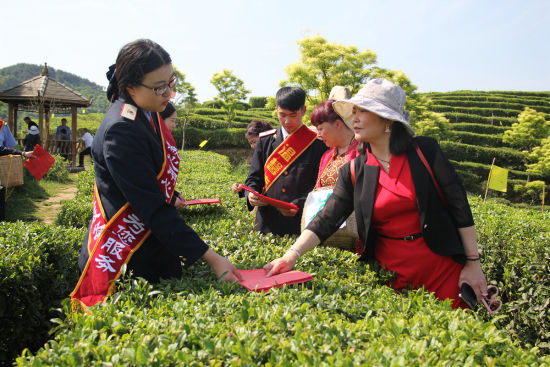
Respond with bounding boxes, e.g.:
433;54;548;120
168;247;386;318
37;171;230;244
23;144;55;181
183;198;221;206
239;185;299;211
238;269;313;292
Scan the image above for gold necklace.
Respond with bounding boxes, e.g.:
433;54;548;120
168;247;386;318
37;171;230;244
373;153;391;170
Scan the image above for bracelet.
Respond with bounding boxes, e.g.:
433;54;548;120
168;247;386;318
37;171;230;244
465;257;480;261
288;247;301;258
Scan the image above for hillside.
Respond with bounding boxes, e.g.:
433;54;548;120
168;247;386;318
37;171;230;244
423;90;550;199
0;63;109;115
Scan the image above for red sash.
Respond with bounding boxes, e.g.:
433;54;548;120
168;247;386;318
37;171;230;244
264;125;317;192
71;112;180;310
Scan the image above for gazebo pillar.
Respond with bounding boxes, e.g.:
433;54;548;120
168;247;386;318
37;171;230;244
39;104;45;149
13;105;18;138
8;104;14;135
45;106;50;149
71;106;78;166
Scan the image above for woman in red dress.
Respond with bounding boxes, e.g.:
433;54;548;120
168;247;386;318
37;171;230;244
265;78;488;309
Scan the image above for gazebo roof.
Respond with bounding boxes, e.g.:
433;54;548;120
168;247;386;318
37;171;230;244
0;63;92;113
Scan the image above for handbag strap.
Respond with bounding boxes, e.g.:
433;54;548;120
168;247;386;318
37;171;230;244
415;145;447;206
350;157;356;188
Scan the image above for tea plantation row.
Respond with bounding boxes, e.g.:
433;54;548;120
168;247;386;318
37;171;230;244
3;151;549;366
424;90;550;203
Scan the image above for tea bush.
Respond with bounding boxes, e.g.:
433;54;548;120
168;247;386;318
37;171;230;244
10;151;550;365
42;154;71;183
0;222;84;365
441;141;529;170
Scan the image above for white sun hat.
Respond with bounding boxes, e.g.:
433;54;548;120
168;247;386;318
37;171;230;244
28;125;40;135
332;78;413;135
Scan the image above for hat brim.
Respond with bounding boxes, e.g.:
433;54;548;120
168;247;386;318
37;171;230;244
333;97;414;136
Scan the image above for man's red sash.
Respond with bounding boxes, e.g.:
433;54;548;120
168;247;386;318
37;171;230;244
264;124;317;192
71;112;180;310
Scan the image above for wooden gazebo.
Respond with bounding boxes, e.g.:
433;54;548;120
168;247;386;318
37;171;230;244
0;63;92;165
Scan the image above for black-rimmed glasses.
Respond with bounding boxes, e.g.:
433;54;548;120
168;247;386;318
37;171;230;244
139;77;177;96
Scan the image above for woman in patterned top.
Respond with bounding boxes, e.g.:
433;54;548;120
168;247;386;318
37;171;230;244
311;99;359;188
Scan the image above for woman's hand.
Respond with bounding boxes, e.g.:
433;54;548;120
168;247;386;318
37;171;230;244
202;249;241;282
459;261;488;301
248;192;268;207
264;250;298;277
174;194;187;209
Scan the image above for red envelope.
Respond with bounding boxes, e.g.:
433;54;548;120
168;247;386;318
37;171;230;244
23;144;55;181
183;198;221;206
239;185;299;211
238;269;313;292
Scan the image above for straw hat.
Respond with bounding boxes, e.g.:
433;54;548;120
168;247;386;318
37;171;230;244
333;78;413;135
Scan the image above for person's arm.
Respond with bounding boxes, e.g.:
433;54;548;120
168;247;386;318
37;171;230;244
424;138;487;299
457;226;488;300
264;230;320;276
264;161;355;275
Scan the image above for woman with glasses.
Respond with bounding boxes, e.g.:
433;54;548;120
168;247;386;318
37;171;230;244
72;39;240;309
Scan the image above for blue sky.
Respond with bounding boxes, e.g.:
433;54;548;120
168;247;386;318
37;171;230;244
2;0;549;101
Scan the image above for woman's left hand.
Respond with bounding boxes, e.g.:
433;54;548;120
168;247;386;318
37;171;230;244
458;261;488;301
174;194;187;209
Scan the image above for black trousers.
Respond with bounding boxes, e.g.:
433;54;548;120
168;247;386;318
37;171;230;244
79;147;92;166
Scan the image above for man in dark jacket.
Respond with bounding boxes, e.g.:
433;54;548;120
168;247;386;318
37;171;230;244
244;87;327;236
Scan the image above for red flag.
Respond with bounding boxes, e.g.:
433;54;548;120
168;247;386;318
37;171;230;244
23;144;55;181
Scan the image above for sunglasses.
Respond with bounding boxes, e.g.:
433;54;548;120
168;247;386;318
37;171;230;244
481;285;502;315
460;283;502;315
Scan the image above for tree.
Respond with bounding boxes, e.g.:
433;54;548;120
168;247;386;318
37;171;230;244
172;67;199;151
527;136;550;178
281;34;376;105
210;69;250;128
503;107;550;150
280;34;451;139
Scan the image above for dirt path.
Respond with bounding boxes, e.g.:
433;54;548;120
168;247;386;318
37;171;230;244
36;185;78;225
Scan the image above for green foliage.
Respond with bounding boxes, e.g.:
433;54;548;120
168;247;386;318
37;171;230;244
451;130;508;148
503;107;550;150
7;152;550;365
0;222;84;365
414;111;451;140
249;96;267;108
281;34;377;104
450;122;509;135
512;180;548;204
433;104;550;120
56;169;94;227
42;155;71;183
210;69;251;128
527;136;550;177
443;111;516;126
441;141;529;171
175;127;248;150
471;197;550;353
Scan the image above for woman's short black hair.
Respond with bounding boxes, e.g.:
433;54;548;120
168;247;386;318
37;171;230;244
106;39;172;102
275;87;306;111
244;120;273;139
389;122;416;155
160;102;176;120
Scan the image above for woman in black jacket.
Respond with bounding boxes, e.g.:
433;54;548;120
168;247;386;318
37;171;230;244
72;39;239;309
265;78;487;309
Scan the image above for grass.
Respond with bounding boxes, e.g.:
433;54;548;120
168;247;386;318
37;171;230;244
5;171;78;223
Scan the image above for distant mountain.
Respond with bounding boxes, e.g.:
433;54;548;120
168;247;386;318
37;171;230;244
0;63;109;115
